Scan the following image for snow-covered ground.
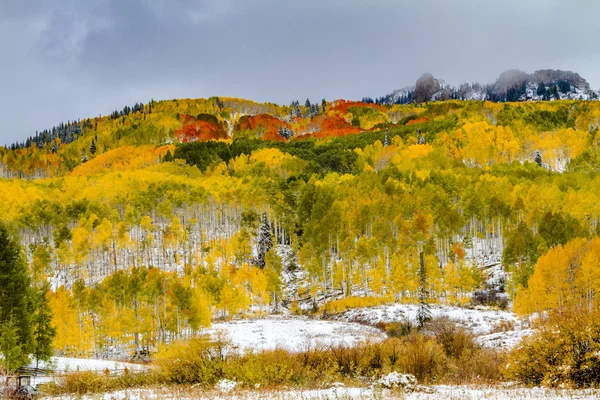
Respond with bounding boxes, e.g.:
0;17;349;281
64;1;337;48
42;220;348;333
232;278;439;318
205;317;386;352
332;303;532;350
46;385;600;399
29;356;147;373
477;329;535;349
333;303;521;334
26;357;149;386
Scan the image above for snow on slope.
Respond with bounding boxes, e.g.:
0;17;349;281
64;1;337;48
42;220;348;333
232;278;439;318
332;303;532;350
333;303;520;334
205;317;386;353
477;329;535;349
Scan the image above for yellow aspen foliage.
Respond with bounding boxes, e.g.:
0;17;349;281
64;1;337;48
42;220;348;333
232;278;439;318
514;238;600;316
443;260;460;302
218;282;250;318
50;287;92;355
460;122;494;166
368;258;387;296
390;254;410;299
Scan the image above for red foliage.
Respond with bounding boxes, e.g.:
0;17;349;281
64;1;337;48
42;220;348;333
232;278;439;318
314;114;360;137
329;100;385;114
406;117;430;125
235;114;288;142
174;114;228;142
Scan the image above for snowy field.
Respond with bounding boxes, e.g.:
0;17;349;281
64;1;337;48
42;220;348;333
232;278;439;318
26;357;148;386
30;318;384;386
46;385;600;399
205;317;387;352
29;356;147;373
332;303;532;350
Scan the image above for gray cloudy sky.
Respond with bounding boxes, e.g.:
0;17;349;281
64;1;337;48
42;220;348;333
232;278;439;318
1;0;600;145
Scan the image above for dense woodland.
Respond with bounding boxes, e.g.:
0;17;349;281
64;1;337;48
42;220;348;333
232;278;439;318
1;97;600;359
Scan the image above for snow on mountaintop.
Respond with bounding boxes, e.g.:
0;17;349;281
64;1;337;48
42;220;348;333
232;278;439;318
377;68;599;104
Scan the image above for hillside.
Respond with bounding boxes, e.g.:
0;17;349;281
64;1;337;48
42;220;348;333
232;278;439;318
0;95;599;370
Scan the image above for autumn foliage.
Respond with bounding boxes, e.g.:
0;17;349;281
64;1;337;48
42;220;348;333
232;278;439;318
1;95;600;363
235;114;288;141
174;114;228;142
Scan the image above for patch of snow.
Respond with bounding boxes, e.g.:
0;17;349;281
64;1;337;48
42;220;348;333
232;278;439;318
216;379;237;393
477;329;535;349
407;385;600;400
45;385;600;399
374;372;417;390
334;303;522;335
205;317;386;353
30;356;147;373
333;303;531;350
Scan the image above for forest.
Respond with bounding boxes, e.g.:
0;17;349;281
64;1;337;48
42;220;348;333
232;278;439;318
1;96;600;382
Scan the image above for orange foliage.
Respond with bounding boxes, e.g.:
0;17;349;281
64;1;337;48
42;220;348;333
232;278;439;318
304;113;360;138
406;117;430;125
330;100;385;114
235;114;288;142
174;114;228;143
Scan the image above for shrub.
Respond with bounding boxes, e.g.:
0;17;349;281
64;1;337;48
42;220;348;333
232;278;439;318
154;337;229;386
398;333;446;383
429;318;479;359
505;310;600;387
41;370;160;396
319;296;392;315
375;320;414;338
46;332;506;396
428;318;505;384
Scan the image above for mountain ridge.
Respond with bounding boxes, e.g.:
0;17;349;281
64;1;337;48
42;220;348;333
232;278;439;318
371;69;599;105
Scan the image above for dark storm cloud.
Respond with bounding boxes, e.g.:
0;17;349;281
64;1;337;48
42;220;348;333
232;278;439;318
1;0;600;145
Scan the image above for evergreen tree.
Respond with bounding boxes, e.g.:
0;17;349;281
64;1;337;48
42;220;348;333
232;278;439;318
537;82;546;98
416;252;431;328
31;283;56;368
321;98;327;114
90;139;97;155
0;317;28;373
0;223;33;370
163;149;174;162
384;129;390;147
278;127;294;140
553;85;560;100
534;150;543;167
255;213;273;269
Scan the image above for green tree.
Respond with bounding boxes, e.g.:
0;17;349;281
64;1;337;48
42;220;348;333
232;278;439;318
31;283;56;368
0;316;28;373
0;223;33;360
163;149;174;162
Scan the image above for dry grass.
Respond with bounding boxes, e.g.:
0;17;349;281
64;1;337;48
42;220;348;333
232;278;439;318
43;319;506;396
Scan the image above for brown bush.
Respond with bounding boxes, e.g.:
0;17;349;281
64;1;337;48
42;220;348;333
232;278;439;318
505;310;600;388
44;330;506;396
